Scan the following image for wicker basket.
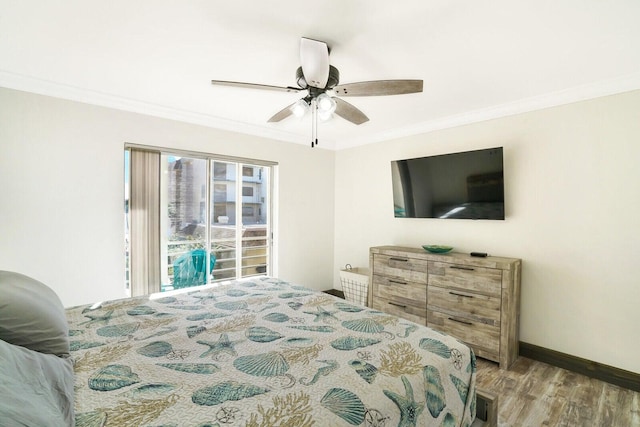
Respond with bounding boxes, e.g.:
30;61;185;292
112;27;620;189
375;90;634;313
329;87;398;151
339;264;369;306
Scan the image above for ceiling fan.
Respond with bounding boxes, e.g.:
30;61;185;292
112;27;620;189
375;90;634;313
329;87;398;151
211;37;423;147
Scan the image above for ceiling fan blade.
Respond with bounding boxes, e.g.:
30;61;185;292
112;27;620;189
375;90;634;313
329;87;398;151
334;98;369;125
334;80;423;96
267;103;295;123
300;38;330;89
211;80;302;93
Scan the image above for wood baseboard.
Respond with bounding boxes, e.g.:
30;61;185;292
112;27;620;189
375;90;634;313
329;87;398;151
519;341;640;392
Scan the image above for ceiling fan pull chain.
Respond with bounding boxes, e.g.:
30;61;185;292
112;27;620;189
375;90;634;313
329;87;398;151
311;98;318;148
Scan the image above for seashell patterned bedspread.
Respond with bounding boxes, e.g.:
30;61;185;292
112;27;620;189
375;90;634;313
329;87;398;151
66;277;477;427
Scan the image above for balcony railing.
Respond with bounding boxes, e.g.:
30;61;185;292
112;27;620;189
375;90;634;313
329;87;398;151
163;224;268;291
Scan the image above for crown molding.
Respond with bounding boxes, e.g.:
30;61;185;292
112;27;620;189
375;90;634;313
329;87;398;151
0;70;339;150
2;69;639;152
336;72;640;150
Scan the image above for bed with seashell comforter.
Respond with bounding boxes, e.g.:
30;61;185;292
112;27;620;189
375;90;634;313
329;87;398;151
66;277;477;427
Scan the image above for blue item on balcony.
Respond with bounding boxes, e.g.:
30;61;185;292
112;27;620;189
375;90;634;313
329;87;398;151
172;249;216;289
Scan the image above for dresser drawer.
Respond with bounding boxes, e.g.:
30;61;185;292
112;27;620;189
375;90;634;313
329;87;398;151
373;254;428;283
427;285;501;326
372;297;427;326
428;261;502;297
427;309;500;357
372;274;427;310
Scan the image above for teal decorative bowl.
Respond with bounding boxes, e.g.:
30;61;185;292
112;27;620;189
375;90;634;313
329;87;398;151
422;245;453;254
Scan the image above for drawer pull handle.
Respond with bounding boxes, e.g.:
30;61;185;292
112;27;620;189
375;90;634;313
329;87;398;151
449;291;473;298
388;279;407;285
389;257;409;262
388;302;407;309
450;266;475;271
448;317;473;326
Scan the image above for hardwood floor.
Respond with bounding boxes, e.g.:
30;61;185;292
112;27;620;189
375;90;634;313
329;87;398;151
475;356;640;426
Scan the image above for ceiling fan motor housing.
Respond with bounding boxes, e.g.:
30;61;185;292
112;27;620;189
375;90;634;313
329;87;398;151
296;66;340;91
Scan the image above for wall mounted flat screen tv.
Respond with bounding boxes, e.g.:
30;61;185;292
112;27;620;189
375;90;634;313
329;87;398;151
391;147;504;220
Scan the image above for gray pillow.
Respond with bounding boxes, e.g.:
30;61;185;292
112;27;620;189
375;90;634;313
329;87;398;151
0;271;70;356
0;338;75;426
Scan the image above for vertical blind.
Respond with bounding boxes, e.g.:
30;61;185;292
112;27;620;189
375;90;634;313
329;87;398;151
129;148;161;296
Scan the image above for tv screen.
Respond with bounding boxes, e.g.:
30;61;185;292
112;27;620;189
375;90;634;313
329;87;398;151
391;147;504;220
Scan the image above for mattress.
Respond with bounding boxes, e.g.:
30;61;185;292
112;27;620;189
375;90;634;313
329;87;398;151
66;277;477;426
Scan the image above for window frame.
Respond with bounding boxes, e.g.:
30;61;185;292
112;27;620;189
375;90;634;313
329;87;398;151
125;143;277;293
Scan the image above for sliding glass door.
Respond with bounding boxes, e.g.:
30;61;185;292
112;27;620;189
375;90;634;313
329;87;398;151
210;162;270;282
239;164;270;278
161;155;209;291
127;146;274;294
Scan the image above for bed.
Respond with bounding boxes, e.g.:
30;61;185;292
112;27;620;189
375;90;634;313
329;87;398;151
2;273;478;426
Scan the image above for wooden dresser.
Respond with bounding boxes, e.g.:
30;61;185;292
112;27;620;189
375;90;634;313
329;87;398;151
369;245;521;369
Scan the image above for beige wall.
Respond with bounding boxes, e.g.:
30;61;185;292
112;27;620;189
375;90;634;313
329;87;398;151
2;86;639;374
0;87;335;307
333;89;640;373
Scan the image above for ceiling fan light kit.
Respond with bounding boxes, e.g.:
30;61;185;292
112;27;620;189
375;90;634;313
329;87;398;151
316;93;336;114
291;99;309;118
211;37;423;147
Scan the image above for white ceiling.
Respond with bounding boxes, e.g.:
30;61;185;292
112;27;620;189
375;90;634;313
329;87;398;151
2;0;640;150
